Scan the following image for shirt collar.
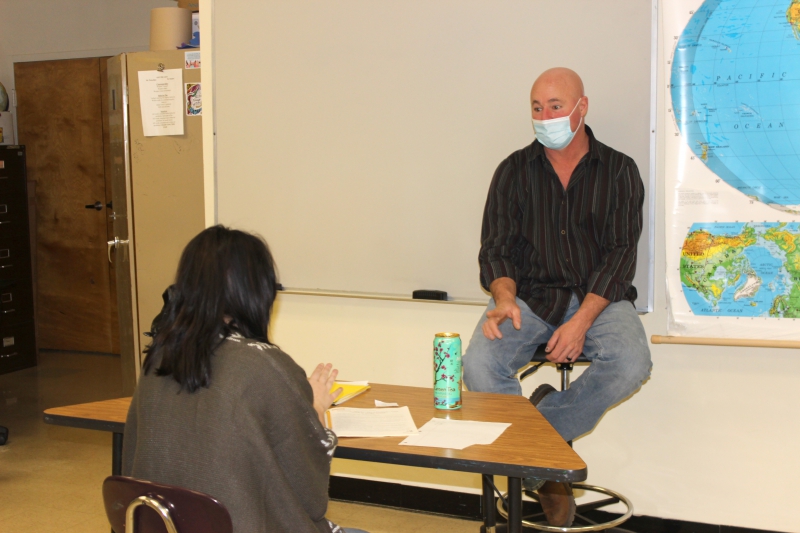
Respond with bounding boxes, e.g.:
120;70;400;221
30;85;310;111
528;124;601;162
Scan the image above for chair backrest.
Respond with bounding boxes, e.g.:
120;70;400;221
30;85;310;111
103;476;233;533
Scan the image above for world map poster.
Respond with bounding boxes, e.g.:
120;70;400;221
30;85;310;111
664;0;800;340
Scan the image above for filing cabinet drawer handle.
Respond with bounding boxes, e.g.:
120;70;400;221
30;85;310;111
0;264;12;269
0;352;18;358
2;309;14;314
0;220;10;225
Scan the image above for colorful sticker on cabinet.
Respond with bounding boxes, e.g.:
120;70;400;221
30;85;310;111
185;83;202;116
184;51;201;69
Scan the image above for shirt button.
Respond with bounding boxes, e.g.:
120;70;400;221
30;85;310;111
561;230;566;235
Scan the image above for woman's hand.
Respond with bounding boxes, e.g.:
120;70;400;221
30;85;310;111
308;363;342;425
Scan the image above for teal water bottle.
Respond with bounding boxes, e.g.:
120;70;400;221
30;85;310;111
433;333;462;409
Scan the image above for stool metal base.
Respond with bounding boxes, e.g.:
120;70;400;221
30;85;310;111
495;483;634;532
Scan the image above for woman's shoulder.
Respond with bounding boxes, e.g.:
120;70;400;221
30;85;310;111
217;333;304;379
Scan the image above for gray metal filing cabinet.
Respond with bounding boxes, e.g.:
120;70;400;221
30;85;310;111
0;146;36;374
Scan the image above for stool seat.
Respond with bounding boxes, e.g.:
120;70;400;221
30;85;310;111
529;345;590;364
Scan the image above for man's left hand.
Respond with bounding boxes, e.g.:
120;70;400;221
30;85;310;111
545;293;611;363
545;318;589;363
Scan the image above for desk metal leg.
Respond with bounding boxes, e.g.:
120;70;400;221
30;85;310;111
112;432;123;476
507;477;522;533
481;475;496;533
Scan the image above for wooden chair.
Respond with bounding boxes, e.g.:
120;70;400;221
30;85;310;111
102;476;233;533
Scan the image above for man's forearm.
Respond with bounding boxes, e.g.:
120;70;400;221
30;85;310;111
489;277;517;304
570;293;610;330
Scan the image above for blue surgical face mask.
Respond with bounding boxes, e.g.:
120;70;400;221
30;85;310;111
531;99;583;150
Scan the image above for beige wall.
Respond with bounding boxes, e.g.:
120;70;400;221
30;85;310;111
0;0;174;137
200;1;800;531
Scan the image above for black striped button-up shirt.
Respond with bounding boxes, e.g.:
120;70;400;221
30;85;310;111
479;126;644;325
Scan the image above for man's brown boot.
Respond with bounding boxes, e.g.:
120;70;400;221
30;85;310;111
537;480;576;527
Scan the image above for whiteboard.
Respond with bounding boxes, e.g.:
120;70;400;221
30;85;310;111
214;0;655;311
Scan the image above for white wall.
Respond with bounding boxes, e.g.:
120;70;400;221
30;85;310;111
212;1;796;531
0;0;174;138
240;8;800;533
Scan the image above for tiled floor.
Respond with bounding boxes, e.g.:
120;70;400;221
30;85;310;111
0;351;480;532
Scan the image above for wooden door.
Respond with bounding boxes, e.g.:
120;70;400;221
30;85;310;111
15;58;120;353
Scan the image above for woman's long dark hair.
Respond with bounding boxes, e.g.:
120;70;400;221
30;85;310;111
142;225;279;392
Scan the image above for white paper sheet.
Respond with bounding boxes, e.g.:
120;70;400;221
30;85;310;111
138;69;184;137
399;418;511;450
374;400;399;407
327;406;418;437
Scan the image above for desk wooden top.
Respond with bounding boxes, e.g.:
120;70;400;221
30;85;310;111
42;384;587;482
335;384;586;482
43;397;130;434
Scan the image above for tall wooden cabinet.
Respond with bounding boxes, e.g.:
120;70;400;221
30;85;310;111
0;146;37;374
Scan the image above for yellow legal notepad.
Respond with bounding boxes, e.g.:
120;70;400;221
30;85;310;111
331;381;370;405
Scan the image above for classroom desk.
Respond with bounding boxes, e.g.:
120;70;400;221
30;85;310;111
43;384;587;533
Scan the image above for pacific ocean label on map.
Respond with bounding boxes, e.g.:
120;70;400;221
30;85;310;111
670;0;800;215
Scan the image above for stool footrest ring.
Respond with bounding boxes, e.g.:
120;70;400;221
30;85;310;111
495;483;633;532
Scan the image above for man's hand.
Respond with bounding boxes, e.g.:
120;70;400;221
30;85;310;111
483;277;521;340
308;363;341;425
545;293;609;362
545;318;589;363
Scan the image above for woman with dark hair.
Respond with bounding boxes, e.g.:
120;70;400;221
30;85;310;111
122;226;367;533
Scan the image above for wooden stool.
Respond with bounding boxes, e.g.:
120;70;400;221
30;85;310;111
494;345;635;532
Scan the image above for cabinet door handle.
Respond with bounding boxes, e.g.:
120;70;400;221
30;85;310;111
0;352;18;358
0;220;10;225
107;237;130;263
1;309;14;314
0;264;12;269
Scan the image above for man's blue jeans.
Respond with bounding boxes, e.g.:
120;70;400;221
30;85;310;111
463;294;651;442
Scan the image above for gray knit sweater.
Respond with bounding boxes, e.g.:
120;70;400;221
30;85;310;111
122;334;339;533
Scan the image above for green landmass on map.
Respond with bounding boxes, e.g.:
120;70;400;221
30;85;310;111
680;224;800;317
763;224;800;317
680;226;756;305
788;0;800;39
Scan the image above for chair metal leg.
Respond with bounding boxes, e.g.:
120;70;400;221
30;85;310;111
112;432;123;476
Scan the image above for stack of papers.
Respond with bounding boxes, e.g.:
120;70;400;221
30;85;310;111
330;381;370;405
400;418;511;450
327;406;419;437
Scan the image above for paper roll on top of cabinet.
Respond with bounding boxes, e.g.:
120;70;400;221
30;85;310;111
150;7;192;51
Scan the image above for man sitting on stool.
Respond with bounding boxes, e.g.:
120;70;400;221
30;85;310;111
463;67;652;527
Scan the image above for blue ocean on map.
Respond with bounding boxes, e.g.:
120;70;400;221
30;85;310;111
682;222;799;316
670;0;800;213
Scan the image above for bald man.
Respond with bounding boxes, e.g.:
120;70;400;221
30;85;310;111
463;68;651;527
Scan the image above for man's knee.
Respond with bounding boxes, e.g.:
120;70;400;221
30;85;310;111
614;339;651;389
462;345;491;390
628;342;652;385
